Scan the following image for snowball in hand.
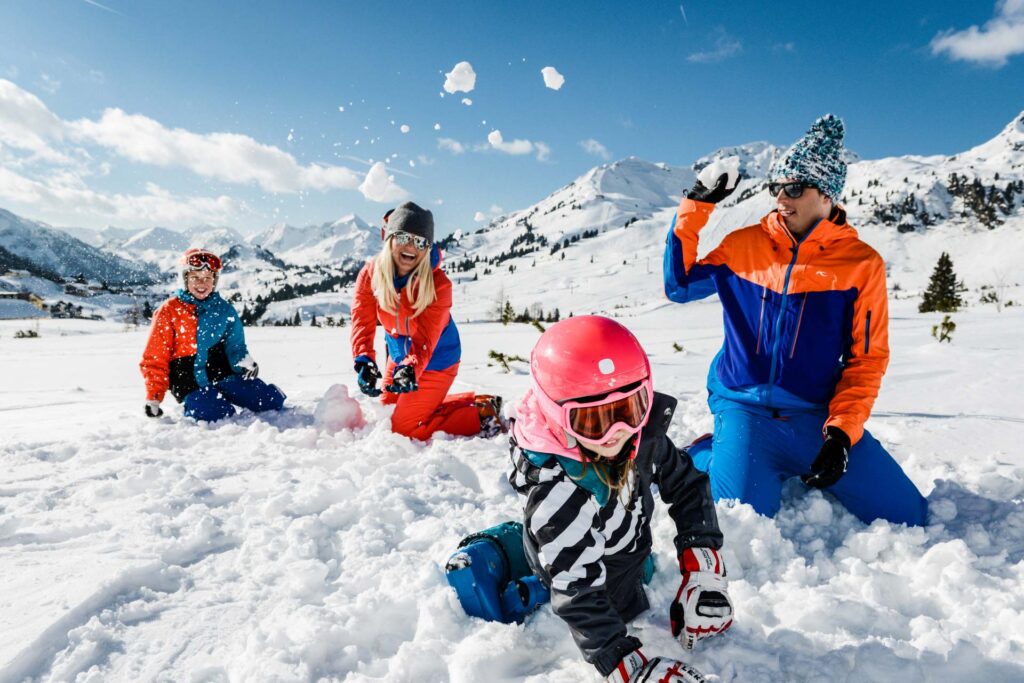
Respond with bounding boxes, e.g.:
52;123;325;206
698;156;741;191
313;384;365;433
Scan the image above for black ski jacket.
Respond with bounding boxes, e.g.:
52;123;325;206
508;392;722;676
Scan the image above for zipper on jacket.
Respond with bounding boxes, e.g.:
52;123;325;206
768;241;801;389
789;293;807;358
864;310;871;354
755;286;767;355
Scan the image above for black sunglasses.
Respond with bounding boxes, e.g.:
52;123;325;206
768;181;817;198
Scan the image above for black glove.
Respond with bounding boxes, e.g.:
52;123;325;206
686;171;738;204
801;426;850;488
385;364;418;393
144;400;163;418
354;358;382;397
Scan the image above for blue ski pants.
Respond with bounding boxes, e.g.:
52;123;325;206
183;376;286;422
687;395;927;526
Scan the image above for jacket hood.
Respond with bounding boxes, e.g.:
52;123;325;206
511;387;583;460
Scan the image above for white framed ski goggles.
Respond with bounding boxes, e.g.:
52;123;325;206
534;378;654;445
390;231;430;251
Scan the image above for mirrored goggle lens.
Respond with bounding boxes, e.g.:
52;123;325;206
568;388;650;441
768;181;811;199
187;253;222;271
393;231;429;250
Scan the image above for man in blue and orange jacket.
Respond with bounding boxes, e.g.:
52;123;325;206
663;114;927;526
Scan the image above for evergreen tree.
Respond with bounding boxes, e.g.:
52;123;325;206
501;300;514;325
919;252;964;313
292;310;302;326
310;314;319;327
141;300;154;320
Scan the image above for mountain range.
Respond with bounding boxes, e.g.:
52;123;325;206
1;111;1021;321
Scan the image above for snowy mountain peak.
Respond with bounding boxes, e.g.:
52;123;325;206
123;226;189;252
694;141;781;180
249;214;379;266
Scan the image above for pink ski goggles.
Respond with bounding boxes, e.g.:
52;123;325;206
536;378;654;445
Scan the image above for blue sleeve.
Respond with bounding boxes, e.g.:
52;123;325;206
663;213;719;303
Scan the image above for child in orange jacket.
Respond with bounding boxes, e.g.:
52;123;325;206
140;248;285;422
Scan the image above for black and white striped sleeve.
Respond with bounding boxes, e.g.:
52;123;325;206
525;478;640;675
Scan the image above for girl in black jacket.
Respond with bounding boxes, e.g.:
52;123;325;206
508;316;733;682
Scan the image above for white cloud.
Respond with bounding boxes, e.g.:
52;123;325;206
358;161;408;203
534;141;551;162
461;98;473;106
434;123;441;130
68;107;375;194
487;130;550;161
931;0;1024;67
400;124;410;133
475;204;505;222
443;61;476;94
38;73;61;94
437;138;466;154
0;79;71;163
487;130;533;155
580;138;611;160
541;66;565;90
687;30;742;63
0;79;407;211
0;165;242;226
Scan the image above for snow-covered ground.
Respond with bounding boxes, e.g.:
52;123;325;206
2;295;1024;682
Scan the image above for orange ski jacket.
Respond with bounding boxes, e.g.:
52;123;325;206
664;199;889;444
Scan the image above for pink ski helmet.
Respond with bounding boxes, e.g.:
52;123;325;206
530;316;653;454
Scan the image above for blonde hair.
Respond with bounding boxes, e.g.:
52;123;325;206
370;236;437;317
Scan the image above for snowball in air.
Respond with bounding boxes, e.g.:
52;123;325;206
541;66;565;90
443;61;476;94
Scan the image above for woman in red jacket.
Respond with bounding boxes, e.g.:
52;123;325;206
349;201;502;440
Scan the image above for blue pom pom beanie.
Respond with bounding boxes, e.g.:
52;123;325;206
769;114;847;202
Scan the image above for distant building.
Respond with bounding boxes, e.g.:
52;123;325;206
64;283;90;297
0;299;47;320
0;291;46;309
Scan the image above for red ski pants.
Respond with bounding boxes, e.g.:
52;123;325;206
382;361;480;440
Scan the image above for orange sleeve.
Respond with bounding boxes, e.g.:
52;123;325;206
401;269;453;379
825;254;890;445
140;301;175;401
672;198;717;274
349;263;379;363
664;198;740;303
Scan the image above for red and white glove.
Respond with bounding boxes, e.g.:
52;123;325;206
670;547;733;650
606;649;707;683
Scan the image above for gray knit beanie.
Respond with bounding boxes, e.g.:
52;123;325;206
384;201;434;243
768;114;847;202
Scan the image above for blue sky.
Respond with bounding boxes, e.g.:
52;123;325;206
0;0;1022;236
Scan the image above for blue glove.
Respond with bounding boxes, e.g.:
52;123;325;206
385;364;418;393
354;357;382;397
